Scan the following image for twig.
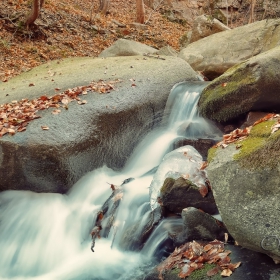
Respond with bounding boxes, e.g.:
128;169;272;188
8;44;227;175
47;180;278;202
145;0;165;25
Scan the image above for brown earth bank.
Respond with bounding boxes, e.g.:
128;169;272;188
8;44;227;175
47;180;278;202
0;0;187;81
1;0;279;82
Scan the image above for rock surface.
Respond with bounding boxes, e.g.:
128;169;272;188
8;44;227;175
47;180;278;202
172;207;227;245
179;19;280;79
0;56;198;193
160;177;218;215
98;39;158;57
198;46;280;122
207;120;280;261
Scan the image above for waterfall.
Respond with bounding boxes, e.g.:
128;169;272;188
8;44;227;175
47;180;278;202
0;81;221;280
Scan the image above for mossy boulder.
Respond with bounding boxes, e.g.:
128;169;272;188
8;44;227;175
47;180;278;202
0;56;198;193
206;121;280;261
198;46;280;123
179;19;280;79
160;177;218;215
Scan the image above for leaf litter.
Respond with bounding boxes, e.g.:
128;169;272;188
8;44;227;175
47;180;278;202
0;79;120;137
157;240;241;279
214;113;280;149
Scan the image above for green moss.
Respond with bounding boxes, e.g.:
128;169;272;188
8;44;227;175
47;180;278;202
234;136;265;160
160;177;175;193
234;122;280;169
207;146;217;163
199;62;260;122
189;264;222;280
168;264;222;280
250;120;276;137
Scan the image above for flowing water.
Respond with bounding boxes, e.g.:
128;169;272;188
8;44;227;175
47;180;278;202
0;81;221;280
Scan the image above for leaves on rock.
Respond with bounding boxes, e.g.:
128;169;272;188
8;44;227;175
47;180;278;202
157;240;241;279
0;79;120;137
213;113;280;150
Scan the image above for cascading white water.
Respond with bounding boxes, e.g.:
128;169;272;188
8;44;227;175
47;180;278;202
0;81;221;280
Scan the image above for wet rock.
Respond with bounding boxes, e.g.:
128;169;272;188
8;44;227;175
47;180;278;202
198;46;280;122
179;19;280;79
173;207;227;246
240;111;269;129
160;177;218;215
173;138;216;160
119;206;162;251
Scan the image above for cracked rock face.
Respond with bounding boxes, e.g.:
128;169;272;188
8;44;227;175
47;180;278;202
0;55;198;193
179;19;280;80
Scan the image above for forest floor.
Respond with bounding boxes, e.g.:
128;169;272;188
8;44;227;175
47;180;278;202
0;0;188;82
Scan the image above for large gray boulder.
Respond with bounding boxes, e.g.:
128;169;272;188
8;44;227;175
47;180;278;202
0;56;199;193
98;39;157;57
207;120;280;261
179;19;280;79
198;46;280;123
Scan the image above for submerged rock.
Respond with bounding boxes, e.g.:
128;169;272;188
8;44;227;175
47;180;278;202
119;206;163;251
0;56;199;193
179;19;280;79
198;46;280;123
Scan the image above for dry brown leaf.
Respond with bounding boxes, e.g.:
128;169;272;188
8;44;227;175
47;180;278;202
221;268;233;277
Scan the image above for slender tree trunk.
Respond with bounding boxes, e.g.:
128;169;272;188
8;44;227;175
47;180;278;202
248;0;256;23
136;0;145;24
99;0;110;14
25;0;45;27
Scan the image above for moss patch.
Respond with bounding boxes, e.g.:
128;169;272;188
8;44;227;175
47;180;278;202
189;264;222;280
160;177;176;193
207;146;217;163
233;121;280;169
168;264;222;280
198;62;260;122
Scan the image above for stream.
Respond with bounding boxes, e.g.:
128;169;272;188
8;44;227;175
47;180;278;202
0;81;221;280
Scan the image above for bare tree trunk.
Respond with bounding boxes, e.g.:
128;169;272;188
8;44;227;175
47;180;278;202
248;0;256;23
136;0;145;24
25;0;45;27
99;0;110;14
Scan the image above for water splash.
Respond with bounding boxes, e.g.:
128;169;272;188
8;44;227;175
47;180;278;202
0;81;221;279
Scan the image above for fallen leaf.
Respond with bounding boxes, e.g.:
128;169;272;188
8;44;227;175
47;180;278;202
199;184;208;197
41;126;49;130
29;83;35;87
221;268;233;277
52;109;61;115
200;161;208;170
